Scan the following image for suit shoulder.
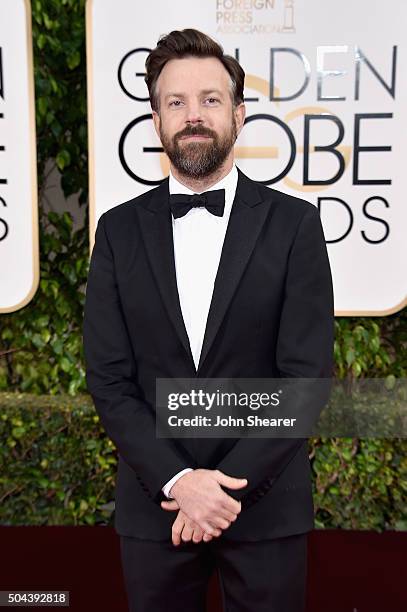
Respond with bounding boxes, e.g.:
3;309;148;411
257;183;317;219
238;168;317;221
102;183;163;223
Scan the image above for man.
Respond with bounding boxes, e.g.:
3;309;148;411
83;28;334;612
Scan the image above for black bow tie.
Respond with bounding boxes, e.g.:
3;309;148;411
169;188;225;219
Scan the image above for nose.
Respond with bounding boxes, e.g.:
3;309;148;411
184;100;204;125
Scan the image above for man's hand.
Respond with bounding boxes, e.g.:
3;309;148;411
160;468;247;537
171;509;215;546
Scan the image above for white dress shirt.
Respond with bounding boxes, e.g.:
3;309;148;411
161;163;239;499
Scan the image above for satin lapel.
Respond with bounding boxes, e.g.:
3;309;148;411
196;168;272;374
136;178;196;370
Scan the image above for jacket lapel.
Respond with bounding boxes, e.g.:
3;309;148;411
197;168;271;373
136;179;196;370
136;167;273;376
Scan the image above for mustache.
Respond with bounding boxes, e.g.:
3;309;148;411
175;126;217;141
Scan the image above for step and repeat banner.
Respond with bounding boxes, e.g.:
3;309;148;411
0;0;38;313
86;0;407;316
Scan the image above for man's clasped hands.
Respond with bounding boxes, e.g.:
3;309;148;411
160;468;248;546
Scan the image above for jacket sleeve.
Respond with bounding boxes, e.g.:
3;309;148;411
214;204;335;504
83;212;196;504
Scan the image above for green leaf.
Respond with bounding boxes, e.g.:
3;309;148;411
37;33;46;49
37;97;48;116
345;348;355;367
60;357;72;373
67;51;81;70
56;150;71;171
43;14;53;30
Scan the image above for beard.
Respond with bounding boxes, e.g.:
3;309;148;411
159;116;237;179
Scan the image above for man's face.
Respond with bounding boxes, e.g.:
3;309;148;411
152;56;245;179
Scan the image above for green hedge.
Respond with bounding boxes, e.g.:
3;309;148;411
0;392;405;531
0;393;115;526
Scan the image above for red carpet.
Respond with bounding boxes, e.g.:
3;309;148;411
0;527;405;611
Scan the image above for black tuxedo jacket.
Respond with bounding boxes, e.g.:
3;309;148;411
83;166;334;541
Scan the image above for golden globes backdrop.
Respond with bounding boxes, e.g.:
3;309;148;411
86;0;407;315
0;0;38;313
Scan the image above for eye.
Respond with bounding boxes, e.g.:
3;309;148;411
205;97;219;104
169;100;183;107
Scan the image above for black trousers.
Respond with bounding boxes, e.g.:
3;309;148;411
120;531;308;612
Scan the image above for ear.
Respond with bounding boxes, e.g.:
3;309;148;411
234;102;246;137
152;110;161;138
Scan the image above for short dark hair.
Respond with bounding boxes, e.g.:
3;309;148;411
145;28;245;112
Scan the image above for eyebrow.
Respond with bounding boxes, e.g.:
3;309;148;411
164;89;224;100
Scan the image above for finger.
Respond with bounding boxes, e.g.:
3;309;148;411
219;491;242;515
215;470;248;490
172;516;184;546
192;526;204;544
172;528;183;546
217;506;239;522
161;500;180;511
201;521;222;537
203;532;213;543
210;516;231;530
181;522;194;543
187;520;204;543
